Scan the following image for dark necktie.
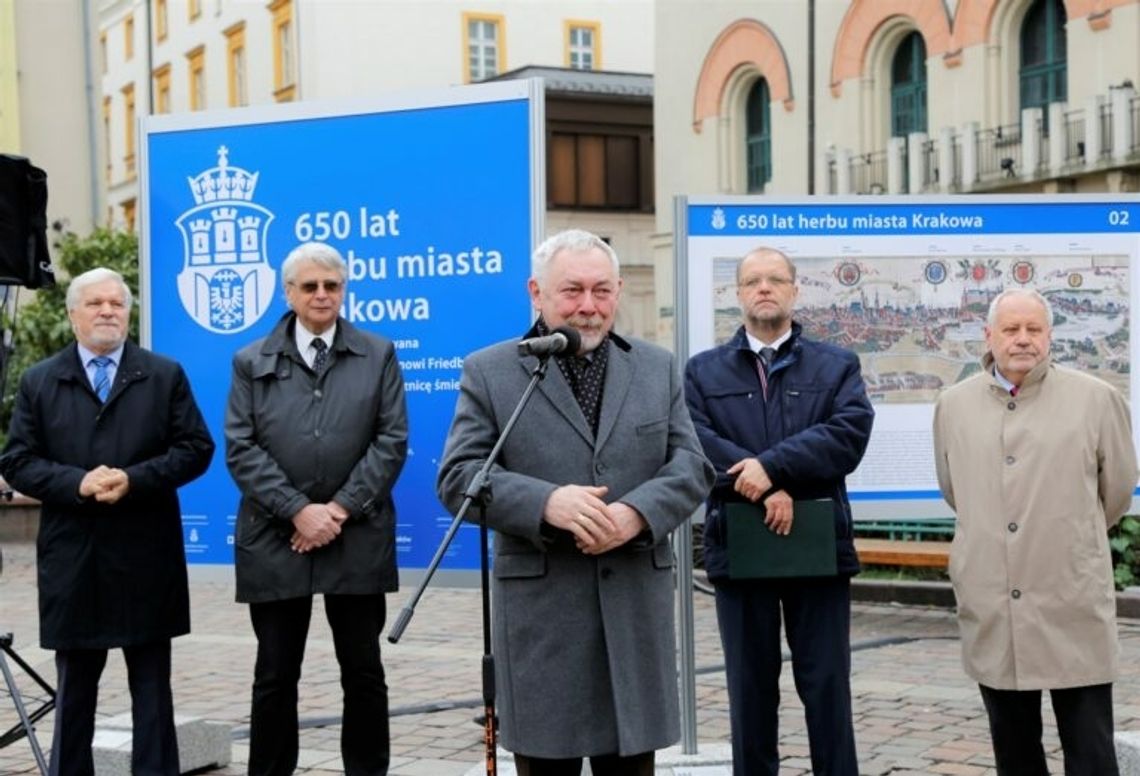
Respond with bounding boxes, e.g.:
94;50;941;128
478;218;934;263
91;356;112;402
759;347;777;375
311;338;328;374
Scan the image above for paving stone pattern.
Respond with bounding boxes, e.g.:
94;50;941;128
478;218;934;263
2;542;1139;775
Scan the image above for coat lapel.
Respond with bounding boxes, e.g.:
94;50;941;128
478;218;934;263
524;355;594;446
102;341;149;407
594;343;632;452
50;343;89;388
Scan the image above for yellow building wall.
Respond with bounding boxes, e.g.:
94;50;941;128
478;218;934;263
0;0;19;153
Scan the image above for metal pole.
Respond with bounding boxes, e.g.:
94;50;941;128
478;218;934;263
807;0;816;194
672;195;699;754
145;0;154;113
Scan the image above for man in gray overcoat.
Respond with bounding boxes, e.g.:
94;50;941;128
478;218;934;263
436;229;714;776
225;242;408;776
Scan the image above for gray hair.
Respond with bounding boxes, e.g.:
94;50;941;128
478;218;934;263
281;242;348;287
986;288;1054;328
66;268;133;311
737;247;797;284
532;229;619;286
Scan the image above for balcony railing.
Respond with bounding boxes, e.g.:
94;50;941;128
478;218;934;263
1063;109;1085;168
850;151;888;195
1131;95;1140;153
826;89;1139;194
1099;102;1114;160
948;134;961;191
977;123;1022;183
920;138;938;192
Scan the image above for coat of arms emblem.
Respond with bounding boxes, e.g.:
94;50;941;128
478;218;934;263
175;146;275;333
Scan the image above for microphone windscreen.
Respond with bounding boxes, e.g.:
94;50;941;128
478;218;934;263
554;326;581;354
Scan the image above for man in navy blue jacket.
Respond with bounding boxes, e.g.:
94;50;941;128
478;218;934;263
684;247;873;776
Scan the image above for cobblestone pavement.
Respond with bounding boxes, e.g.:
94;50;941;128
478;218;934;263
2;541;1138;775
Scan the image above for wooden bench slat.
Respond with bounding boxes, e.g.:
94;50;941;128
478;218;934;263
855;538;950;568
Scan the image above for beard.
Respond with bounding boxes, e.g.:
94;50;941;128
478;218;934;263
745;305;790;329
566;315;609;353
81;324;127;353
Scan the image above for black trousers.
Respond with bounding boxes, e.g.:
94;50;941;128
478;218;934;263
50;640;179;776
979;682;1118;776
513;750;655;776
248;594;389;776
715;576;858;776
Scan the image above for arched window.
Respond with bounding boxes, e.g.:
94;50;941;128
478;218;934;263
890;31;927;137
745;79;771;192
1020;0;1067;125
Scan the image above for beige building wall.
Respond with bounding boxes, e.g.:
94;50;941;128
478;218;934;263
1067;3;1140;105
299;0;653;98
653;0;1140;344
0;0;18;153
101;0;654;206
0;0;95;236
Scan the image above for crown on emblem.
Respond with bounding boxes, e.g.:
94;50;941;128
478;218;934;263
187;146;259;205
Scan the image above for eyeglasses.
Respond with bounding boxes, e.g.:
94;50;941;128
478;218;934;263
290;280;344;294
739;275;793;289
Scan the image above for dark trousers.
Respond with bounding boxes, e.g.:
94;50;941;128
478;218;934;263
50;640;179;776
715;576;857;776
513;750;655;776
979;682;1118;776
248;593;389;776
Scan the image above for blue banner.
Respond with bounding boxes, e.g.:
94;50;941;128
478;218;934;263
144;87;537;567
688;201;1140;236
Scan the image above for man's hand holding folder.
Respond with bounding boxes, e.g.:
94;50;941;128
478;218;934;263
726;456;795;536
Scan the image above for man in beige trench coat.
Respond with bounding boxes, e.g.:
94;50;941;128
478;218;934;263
933;288;1138;776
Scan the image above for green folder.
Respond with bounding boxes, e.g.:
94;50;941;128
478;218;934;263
726;499;838;579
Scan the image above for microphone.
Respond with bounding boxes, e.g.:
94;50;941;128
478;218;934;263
517;326;581;357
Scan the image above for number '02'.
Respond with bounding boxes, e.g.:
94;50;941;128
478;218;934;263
1108;210;1130;226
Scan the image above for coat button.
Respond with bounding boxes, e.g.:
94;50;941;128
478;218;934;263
1007;401;1016;410
1011;589;1021;599
600;567;613;579
1005;455;1015;465
1008;522;1018;533
595;462;606;474
314;389;323;398
314;429;322;438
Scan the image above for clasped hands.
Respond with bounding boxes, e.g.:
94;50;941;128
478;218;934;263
544;484;647;555
290;502;349;553
79;465;130;504
727;457;793;536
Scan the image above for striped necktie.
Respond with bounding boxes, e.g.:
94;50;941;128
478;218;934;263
91;356;112;402
756;347;776;399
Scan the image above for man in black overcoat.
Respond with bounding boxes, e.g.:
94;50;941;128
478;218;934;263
1;267;214;776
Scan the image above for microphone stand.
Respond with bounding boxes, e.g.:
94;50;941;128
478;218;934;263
388;354;555;776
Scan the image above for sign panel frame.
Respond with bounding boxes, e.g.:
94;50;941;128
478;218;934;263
676;194;1140;519
139;79;544;569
